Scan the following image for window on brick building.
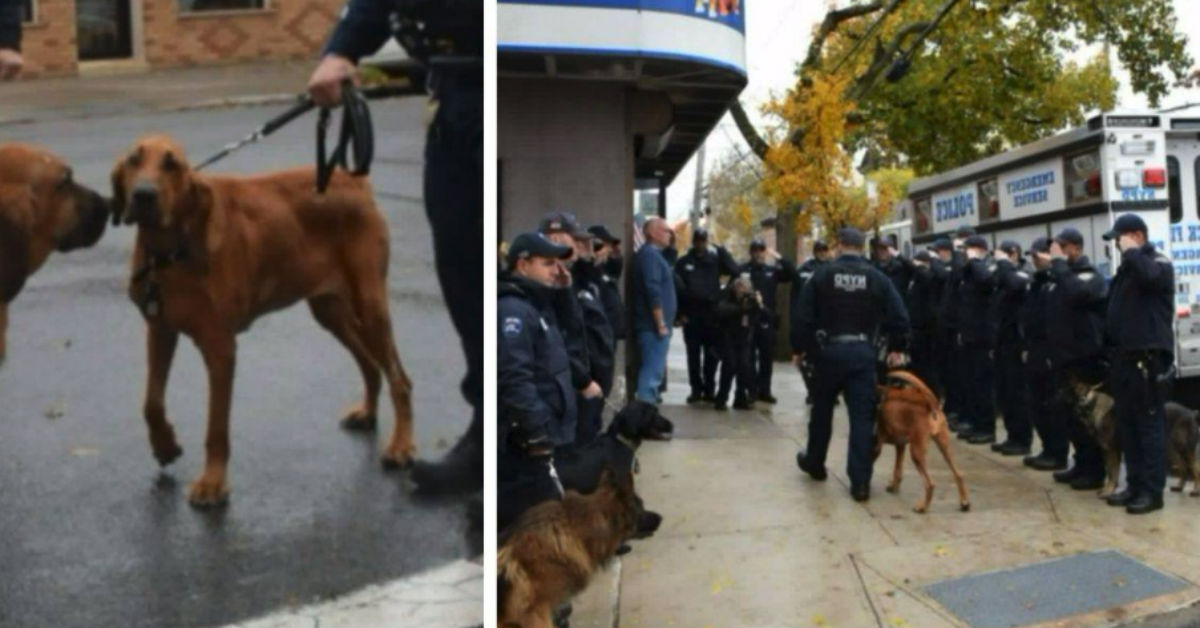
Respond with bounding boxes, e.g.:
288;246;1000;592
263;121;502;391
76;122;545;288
20;0;34;23
179;0;267;12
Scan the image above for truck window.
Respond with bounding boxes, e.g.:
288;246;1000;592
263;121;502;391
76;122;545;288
914;198;932;235
978;178;999;223
1169;156;1182;224
1064;149;1103;206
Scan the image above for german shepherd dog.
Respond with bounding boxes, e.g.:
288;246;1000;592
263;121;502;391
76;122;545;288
1068;377;1119;496
1166;402;1200;495
498;468;643;628
874;370;970;513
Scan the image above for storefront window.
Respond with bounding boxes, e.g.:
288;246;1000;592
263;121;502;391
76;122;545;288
20;0;34;22
179;0;267;12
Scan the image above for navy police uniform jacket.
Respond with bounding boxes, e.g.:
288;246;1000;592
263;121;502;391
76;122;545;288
956;257;996;346
907;264;936;333
675;246;740;317
597;259;626;341
938;251;967;332
741;258;796;318
1046;256;1107;366
990;259;1031;345
792;254;910;356
498;275;577;452
716;285;762;343
324;0;482;64
1106;243;1174;355
1019;268;1053;369
876;256;914;305
572;261;616;394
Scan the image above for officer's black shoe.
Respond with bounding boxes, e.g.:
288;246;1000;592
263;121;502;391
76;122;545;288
1126;494;1164;515
702;393;716;402
713;400;728;411
686;394;703;404
850;484;870;502
990;441;1007;452
796;451;828;481
1070;475;1105;491
410;438;482;496
1028;455;1068;471
759;394;778;404
732;399;753;410
1053;466;1083;483
999;442;1031;456
967;432;996;445
1106;489;1138;507
957;429;979;441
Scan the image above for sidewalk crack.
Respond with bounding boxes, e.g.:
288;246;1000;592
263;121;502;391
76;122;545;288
849;553;884;628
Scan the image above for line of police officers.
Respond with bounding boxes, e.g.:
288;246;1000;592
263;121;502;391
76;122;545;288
790;215;1175;514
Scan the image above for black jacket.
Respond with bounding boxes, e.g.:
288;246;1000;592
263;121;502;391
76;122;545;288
498;275;576;451
675;245;739;317
876;256;914;305
323;0;482;64
1045;256;1107;366
938;251;967;331
792;254;910;355
956;257;996;346
741;257;796;316
990;259;1031;344
907;264;936;333
716;285;762;343
572;261;616;395
1019;267;1053;370
0;0;20;51
596;259;626;341
1105;243;1174;355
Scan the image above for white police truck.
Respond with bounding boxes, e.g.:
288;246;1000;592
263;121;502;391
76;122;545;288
880;110;1200;403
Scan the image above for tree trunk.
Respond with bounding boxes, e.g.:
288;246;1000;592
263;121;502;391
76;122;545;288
774;204;800;361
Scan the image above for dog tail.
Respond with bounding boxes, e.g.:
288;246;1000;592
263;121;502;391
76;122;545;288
497;544;533;626
885;370;941;414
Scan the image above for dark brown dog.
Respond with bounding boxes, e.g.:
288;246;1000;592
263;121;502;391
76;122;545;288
497;469;641;628
1166;401;1200;495
1068;378;1119;496
0;143;110;366
110;134;414;507
874;370;970;513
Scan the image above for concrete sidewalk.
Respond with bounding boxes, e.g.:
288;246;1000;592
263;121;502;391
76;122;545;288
574;334;1200;628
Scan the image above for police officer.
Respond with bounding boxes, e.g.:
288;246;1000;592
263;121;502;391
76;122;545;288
742;238;796;403
1038;227;1108;491
567;224;615;446
308;0;481;495
906;250;938;388
1101;214;1174;514
939;228;975;431
589;225;626;345
676;228;740;404
714;276;763;410
956;235;998;444
1022;237;1068;471
793;227;909;502
791;240;832;404
874;236;914;304
0;0;22;80
928;238;954;399
498;233;575;529
990;240;1033;456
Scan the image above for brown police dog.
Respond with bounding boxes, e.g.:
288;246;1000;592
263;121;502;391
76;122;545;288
874;370;970;513
0;143;110;366
110;134;414;507
497;469;642;628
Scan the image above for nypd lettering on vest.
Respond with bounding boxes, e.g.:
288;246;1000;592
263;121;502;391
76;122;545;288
834;273;868;292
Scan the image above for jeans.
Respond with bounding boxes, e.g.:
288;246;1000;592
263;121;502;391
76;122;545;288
637;328;672;403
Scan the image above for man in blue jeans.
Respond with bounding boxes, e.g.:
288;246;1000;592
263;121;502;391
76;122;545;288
631;217;677;403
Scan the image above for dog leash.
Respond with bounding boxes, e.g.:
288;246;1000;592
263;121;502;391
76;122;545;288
193;79;424;192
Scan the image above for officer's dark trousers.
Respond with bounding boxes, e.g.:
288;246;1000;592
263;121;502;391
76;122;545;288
1054;363;1105;479
1112;354;1169;497
425;84;483;449
809;342;877;488
575;395;605;447
995;341;1033;446
938;329;962;417
1027;355;1067;461
716;330;754;405
498;450;561;531
683;312;720;397
961;344;996;434
751;318;776;397
909;328;938;392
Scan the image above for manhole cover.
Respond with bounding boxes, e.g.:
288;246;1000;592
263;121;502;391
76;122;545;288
923;550;1188;627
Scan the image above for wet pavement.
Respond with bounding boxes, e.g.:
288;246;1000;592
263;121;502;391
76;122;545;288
0;98;477;628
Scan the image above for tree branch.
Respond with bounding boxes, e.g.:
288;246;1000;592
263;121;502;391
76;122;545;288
802;2;886;72
729;100;771;159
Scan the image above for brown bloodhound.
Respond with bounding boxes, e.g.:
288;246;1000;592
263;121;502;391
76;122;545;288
0;144;110;366
110;134;415;507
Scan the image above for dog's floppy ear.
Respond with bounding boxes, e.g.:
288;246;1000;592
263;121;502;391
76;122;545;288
0;190;31;304
109;160;126;226
184;176;224;259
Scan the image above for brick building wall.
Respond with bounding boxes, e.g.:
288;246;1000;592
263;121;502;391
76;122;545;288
18;0;343;78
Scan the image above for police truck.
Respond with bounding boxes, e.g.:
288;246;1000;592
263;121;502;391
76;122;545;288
880;110;1200;404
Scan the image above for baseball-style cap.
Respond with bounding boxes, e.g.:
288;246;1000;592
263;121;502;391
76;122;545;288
750;237;766;251
812;240;829;253
837;227;865;247
998;240;1022;255
693;227;710;242
507;232;572;266
964;235;988;249
954;226;977;238
1102;214;1149;241
539;211;590;238
932;238;953;252
1030;237;1051;254
587;224;620;244
1054;227;1084;247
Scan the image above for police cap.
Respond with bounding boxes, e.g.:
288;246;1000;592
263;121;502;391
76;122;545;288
813;240;829;253
932;238;953;252
964;235;988;250
693;227;710;242
999;240;1022;255
1030;237;1051;254
507;232;572;266
837;227;865;247
1054;227;1084;247
587;224;621;244
539;211;590;238
1102;213;1149;241
750;237;767;251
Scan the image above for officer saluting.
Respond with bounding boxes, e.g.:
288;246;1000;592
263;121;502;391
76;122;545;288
498;233;576;529
1101;214;1175;514
793;227;910;502
742;237;796;403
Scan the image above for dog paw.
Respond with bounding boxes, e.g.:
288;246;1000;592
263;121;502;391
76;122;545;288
381;447;416;471
152;442;183;467
1190;490;1200;497
187;477;229;508
960;502;971;512
1171;486;1184;492
886;484;900;494
339;406;377;432
912;505;928;514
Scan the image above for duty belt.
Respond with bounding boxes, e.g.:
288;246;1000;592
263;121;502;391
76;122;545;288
826;333;870;345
